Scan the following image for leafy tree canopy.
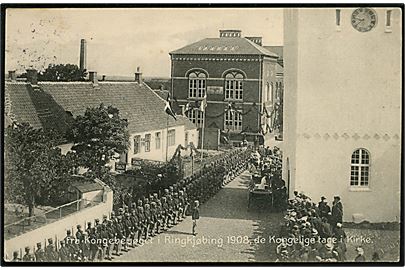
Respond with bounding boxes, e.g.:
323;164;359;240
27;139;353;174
69;104;129;177
5;123;79;216
37;63;87;82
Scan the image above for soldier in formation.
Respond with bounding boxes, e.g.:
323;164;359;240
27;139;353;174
12;148;251;262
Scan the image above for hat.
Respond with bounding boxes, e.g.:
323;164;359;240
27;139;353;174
36;242;41;247
321;196;326;200
337;223;342;228
67;229;71;234
87;222;92;226
25;247;30;251
13;251;18;256
60;240;65;245
77;224;81;229
48;238;53;244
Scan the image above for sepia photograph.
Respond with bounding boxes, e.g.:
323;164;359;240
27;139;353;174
1;4;403;265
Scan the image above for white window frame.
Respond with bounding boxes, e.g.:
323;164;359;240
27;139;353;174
133;135;141;154
168;129;176;146
224;110;242;131
189;72;206;98
155;132;161;149
187;108;204;128
144;134;151;152
350;148;370;187
224;72;244;101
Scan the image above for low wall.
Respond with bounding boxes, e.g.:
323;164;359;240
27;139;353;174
4;189;113;261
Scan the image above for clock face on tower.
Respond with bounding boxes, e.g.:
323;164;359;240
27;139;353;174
351;8;378;32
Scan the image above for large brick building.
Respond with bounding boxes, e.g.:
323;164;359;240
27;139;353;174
170;30;283;147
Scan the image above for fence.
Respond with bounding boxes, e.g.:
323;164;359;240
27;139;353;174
4;198;100;240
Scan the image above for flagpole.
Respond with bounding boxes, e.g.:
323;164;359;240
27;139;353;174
165;113;169;163
200;109;205;163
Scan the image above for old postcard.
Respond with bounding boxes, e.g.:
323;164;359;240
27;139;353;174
2;5;403;265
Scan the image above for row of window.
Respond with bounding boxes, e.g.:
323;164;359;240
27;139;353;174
187;108;242;131
188;71;282;102
133;130;176;154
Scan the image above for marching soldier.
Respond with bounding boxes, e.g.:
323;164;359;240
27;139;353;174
45;238;58;262
11;251;21;262
161;197;169;231
129;208;140;247
155;200;163;234
104;220;115;260
113;215;124;256
137;206;146;243
58;240;70;262
22;247;35;262
144;203;152;239
34;242;46;262
150;202;158;236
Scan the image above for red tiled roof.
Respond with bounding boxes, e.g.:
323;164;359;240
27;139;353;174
5;82;71;135
38;81;194;134
5;81;196;135
170;37;278;58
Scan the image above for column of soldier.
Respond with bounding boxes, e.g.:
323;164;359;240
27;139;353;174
13;148;251;262
276;192;347;262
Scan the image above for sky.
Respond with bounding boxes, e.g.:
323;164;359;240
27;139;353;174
5;8;283;78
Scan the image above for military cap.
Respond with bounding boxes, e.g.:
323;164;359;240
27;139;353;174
87;221;92;226
164;189;169;193
169;186;174;191
137;206;143;211
137;199;143;205
60;240;65;245
95;218;100;223
36;242;42;247
66;229;71;235
48;238;53;244
13;251;19;256
145;204;150;209
153;193;158;198
25;247;30;251
151;202;156;206
103;215;107;219
77;224;81;229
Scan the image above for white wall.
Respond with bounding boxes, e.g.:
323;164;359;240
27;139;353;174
4;189;113;260
283;8;402;222
127;126;199;163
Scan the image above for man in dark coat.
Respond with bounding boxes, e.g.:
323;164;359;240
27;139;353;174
318;196;331;219
332;196;343;228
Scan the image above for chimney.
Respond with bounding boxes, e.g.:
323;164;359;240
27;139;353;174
219;29;242;38
89;71;98;85
26;69;38;85
245;37;263;46
135;67;142;84
79;39;87;71
8;70;16;81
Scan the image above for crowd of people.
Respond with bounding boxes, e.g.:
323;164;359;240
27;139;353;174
10;148;251;262
248;146;287;211
276;192;349;262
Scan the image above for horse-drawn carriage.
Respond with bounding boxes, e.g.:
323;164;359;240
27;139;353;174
247;171;273;209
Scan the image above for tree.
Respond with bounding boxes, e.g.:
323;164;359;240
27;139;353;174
5;123;77;217
69;104;129;177
38;63;87;82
